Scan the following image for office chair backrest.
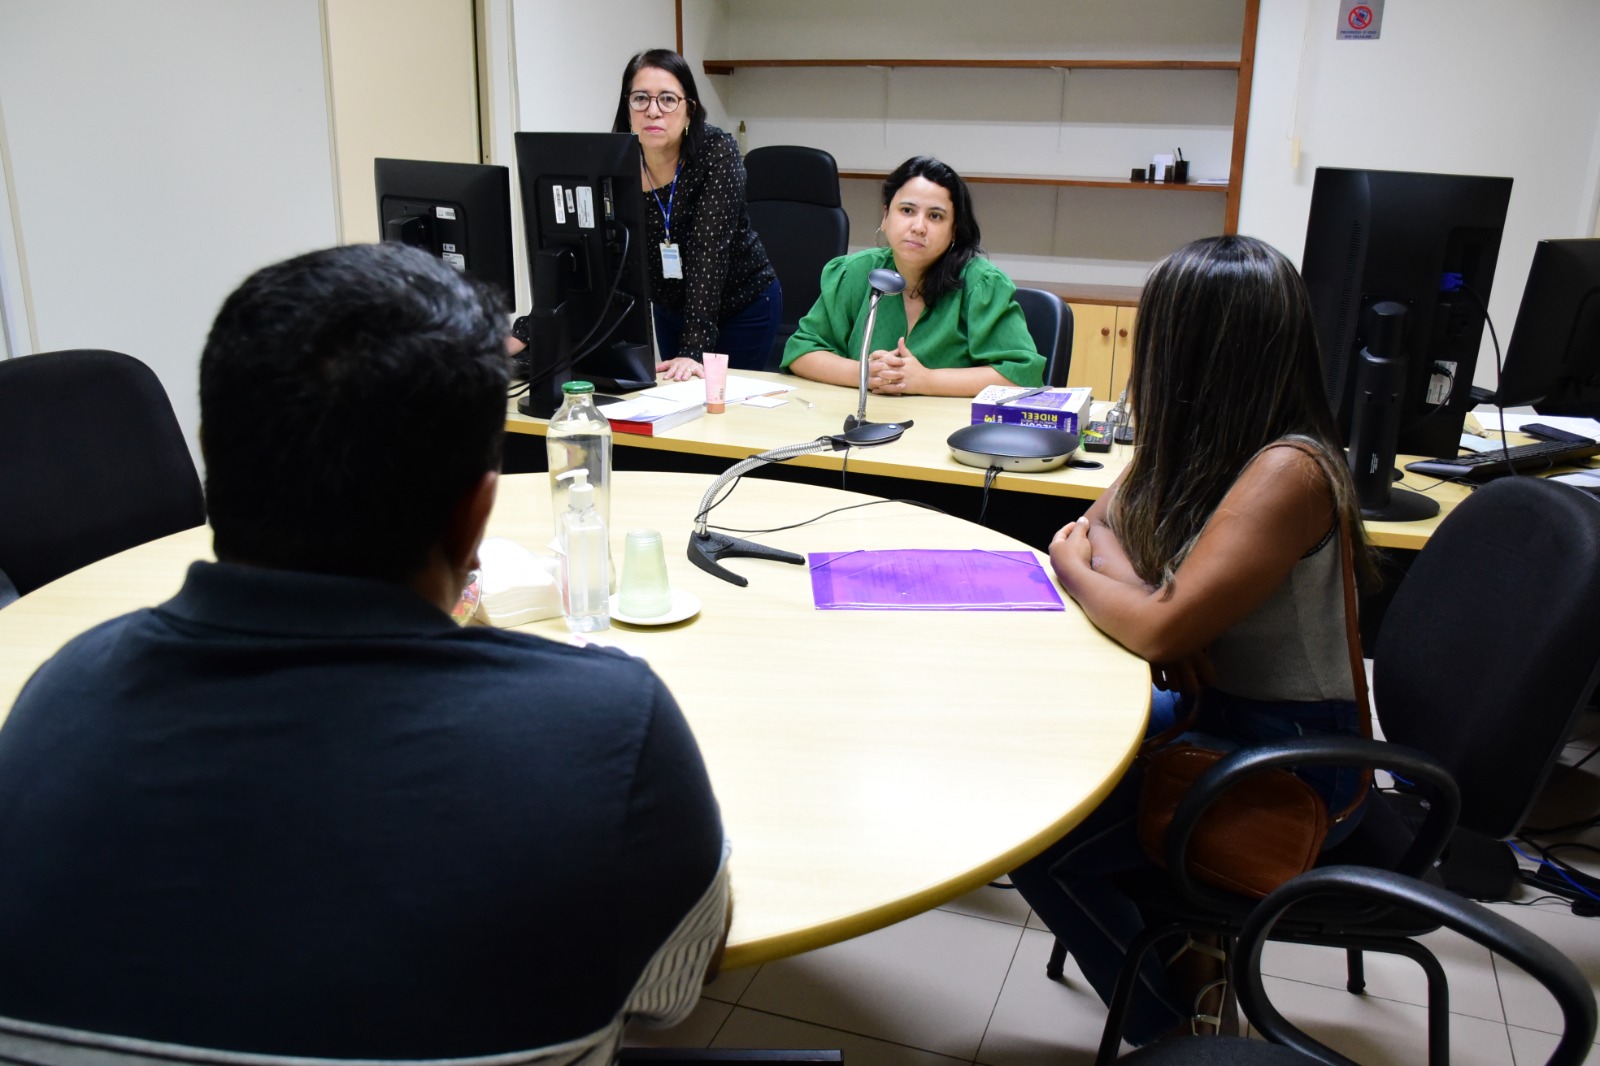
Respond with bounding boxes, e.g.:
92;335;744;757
1237;867;1597;1066
744;145;849;369
1011;287;1074;387
0;349;205;597
1373;476;1600;839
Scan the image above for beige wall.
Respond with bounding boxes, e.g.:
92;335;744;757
325;0;481;244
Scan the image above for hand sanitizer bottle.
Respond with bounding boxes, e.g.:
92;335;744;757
556;468;609;633
548;380;613;588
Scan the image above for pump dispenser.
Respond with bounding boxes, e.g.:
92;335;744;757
555;469;609;632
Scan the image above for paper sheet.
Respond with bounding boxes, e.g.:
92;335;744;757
808;549;1065;611
640;375;795;405
1471;409;1600;437
1551;470;1600;494
599;396;700;421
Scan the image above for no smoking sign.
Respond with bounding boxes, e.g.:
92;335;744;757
1338;0;1384;39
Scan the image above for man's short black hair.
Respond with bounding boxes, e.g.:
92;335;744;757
200;242;510;581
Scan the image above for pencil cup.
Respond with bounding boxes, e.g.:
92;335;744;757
618;529;672;618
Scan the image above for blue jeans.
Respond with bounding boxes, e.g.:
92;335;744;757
1008;687;1366;1046
652;278;782;372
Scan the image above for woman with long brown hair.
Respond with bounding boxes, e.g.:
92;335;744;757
1009;234;1374;1045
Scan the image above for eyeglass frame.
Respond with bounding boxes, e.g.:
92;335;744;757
625;90;688;114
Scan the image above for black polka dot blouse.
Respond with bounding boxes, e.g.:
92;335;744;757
642;124;777;361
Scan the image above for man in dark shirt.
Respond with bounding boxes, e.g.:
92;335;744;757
0;243;728;1060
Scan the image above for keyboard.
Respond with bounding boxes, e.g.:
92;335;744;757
1404;438;1600;482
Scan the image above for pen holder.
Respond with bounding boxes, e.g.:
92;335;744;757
1172;160;1190;184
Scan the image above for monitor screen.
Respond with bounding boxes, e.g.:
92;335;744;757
513;132;657;415
1301;168;1513;459
1496;238;1600;419
374;158;515;311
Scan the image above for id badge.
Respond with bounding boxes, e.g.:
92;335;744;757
660;242;683;280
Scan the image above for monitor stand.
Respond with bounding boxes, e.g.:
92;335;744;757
1348;301;1439;524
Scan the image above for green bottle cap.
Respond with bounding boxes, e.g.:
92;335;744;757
562;380;595;394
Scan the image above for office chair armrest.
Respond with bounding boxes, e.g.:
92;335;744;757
1237;866;1598;1063
1163;735;1461;911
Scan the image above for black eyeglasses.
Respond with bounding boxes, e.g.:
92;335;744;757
626;91;685;114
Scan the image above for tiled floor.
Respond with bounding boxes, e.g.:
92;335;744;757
626;712;1600;1064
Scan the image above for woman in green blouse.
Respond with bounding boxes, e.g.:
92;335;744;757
782;156;1044;396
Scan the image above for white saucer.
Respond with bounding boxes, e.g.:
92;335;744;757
609;588;701;626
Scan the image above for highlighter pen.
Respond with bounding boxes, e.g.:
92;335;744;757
999;386;1051;407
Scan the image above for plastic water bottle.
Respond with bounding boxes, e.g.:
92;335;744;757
556;469;609;632
547;380;612;577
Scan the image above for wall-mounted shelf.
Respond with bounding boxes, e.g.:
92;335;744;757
704;58;1241;76
838;170;1230;193
700;0;1259;255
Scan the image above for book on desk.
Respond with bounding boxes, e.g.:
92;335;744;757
602;396;706;436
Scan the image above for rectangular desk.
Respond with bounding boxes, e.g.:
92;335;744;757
507;372;1473;552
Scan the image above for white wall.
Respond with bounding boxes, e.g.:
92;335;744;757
1239;0;1600;388
511;1;676;133
479;0;529;312
0;0;339;462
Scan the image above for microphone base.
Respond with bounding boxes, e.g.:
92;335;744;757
687;530;805;587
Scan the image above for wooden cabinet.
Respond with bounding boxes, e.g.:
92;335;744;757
1066;303;1137;404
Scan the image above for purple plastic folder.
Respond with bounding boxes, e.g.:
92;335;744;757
807;549;1066;611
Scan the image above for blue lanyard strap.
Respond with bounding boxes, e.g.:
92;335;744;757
646;157;683;241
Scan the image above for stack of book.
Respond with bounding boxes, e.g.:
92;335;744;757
601;396;706;437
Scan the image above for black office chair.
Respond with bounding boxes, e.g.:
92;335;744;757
1073;475;1600;1064
1012;286;1074;387
744;145;849;371
0;349;205;597
1121;866;1597;1065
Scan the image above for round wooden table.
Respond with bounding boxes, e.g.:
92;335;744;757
0;471;1151;969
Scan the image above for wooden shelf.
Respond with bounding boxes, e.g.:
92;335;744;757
838;169;1230;193
700;0;1259;234
703;58;1242;76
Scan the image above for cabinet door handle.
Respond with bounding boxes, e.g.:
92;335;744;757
1118;329;1129;338
1100;327;1111;337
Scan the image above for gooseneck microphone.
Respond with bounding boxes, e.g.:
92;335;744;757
688;423;913;586
845;268;908;432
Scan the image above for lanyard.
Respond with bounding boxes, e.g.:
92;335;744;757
646;157;683;241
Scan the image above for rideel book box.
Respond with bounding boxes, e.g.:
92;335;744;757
971;386;1093;434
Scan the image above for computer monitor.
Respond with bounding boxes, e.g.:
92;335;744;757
513;132;657;416
1301;167;1513;460
374;158;515;311
1493;239;1600;419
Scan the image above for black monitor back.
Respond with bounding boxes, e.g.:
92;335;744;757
513;132;656;407
374;158;515;310
1497;238;1600;419
1302;168;1512;458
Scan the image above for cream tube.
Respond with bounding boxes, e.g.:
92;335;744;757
703;351;729;413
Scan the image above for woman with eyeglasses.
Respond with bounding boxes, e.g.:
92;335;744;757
782;156;1043;396
611;49;780;380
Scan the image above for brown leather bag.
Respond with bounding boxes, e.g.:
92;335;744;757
1135;444;1372;899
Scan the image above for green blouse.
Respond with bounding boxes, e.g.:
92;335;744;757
780;247;1044;386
